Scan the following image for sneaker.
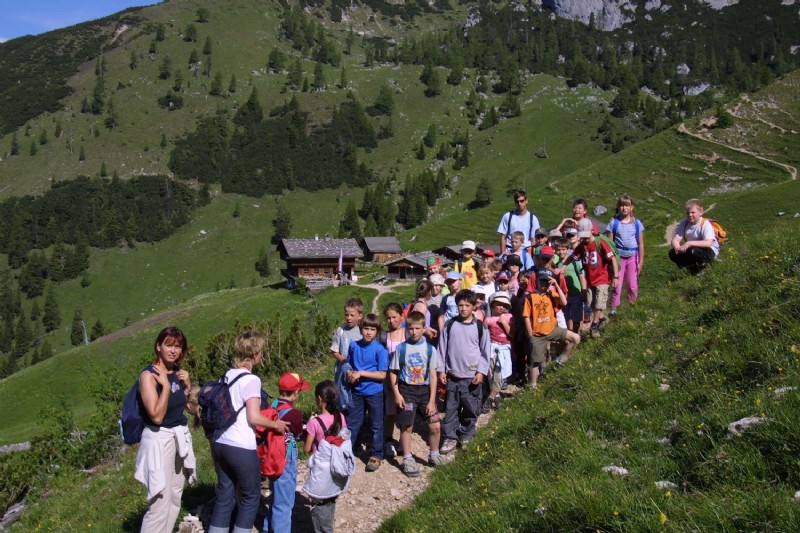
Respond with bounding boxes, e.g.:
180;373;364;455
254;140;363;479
481;400;492;415
610;309;617;316
440;438;458;454
383;440;398;458
428;453;445;467
590;325;601;339
365;457;382;472
402;457;420;477
490;397;500;410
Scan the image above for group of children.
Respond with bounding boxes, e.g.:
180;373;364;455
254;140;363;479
182;194;719;533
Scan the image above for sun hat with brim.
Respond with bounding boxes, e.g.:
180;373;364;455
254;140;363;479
491;294;511;308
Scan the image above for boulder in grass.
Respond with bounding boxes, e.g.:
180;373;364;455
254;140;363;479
727;416;769;437
602;465;629;476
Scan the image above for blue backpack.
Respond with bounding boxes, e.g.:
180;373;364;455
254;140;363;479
119;366;158;445
198;371;251;439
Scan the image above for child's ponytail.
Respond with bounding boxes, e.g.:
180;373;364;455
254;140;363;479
315;380;342;436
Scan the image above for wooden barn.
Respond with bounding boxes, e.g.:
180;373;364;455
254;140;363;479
362;237;403;263
277;238;363;287
383;252;452;280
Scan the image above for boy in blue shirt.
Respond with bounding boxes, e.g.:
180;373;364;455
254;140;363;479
345;313;389;472
389;311;443;477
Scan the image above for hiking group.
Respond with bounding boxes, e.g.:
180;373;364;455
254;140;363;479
125;192;721;533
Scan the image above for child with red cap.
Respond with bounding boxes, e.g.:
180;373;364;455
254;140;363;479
258;372;309;533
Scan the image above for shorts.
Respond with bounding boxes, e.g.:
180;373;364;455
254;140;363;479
589;284;609;311
565;295;584;324
526;328;568;364
395;383;439;427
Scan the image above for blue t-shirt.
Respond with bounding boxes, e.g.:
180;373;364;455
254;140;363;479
347;339;389;396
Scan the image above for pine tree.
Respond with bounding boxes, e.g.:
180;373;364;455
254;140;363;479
373;84;395;116
130;50;138;70
100;161;107;177
210;71;224;96
149;40;158;54
39;129;48;145
424;69;442;98
79;145;86;162
70;309;85;346
189;48;200;66
29;140;37;156
30;300;41;322
228;74;237;94
91;76;105;114
288;59;303;89
474;177;493;207
313;62;326;91
255;248;272;278
184;23;198;42
54;120;63;138
197;7;210;23
272;203;292;243
268;47;286;71
338;200;363;239
13;315;33;359
415;143;426;160
156;23;166;41
159;55;172;79
90;320;105;341
423;124;437;148
160;133;168;148
339;65;348;88
232;202;241;218
10;132;19;156
203;36;213;55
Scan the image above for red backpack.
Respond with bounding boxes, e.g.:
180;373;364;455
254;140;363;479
255;400;295;479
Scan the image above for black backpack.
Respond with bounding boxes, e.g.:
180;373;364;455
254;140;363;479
198;371;251;439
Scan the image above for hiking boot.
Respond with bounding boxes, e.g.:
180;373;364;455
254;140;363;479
440;438;458;454
383;440;398;458
365;457;382;472
402;457;420;477
590;325;601;339
459;438;472;450
428;453;445;467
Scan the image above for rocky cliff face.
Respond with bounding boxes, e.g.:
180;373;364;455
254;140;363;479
542;0;742;31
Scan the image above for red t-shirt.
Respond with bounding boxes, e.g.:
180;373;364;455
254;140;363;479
570;239;614;287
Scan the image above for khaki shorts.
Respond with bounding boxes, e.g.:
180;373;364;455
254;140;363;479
590;284;609;311
526;328;568;364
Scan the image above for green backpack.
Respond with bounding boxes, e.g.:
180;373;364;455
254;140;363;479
595;234;619;269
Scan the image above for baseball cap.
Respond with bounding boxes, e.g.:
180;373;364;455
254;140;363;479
471;285;486;298
548;229;562;238
564;227;578;236
278;372;310;392
538;245;554;258
577;219;593;232
429;273;445;286
577;229;592;239
535;228;548;237
481;249;496;257
495;270;510;281
537;268;555;281
462;240;476;251
427;256;440;267
445;271;462;282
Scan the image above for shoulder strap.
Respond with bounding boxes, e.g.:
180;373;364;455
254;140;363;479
315;415;328;434
397;342;407;369
529;211;534;239
225;371;250;387
505;210;515;243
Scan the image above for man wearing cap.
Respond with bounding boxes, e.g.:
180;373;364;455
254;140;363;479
259;372;309;533
454;240;479;290
498;190;541;253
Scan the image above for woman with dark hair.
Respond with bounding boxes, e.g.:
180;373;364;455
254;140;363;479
134;326;196;533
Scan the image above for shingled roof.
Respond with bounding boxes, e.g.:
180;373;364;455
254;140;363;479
279;238;363;259
383;251;452;268
363;237;402;254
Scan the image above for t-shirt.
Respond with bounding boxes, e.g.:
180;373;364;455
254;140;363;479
306;413;348;453
562;261;585;296
570;239;615;287
485;313;512;344
389;339;440;385
497;210;541;250
216;369;262;450
346;339;389;396
330;324;362;357
522;291;558;337
608;217;645;258
440;293;459;322
271;400;305;441
676;218;719;257
455;258;478;289
437;318;491;379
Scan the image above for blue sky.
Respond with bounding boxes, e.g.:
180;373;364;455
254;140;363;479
0;1;162;43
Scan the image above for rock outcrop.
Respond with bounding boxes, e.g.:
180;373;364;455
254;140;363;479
541;0;636;30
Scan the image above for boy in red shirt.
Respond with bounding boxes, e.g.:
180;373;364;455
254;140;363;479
566;219;618;338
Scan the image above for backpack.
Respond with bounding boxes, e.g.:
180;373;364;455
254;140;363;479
607;217;643;254
701;217;728;245
256;399;295;479
594;234;620;270
314;416;356;479
119;366;158;445
198;371;251;439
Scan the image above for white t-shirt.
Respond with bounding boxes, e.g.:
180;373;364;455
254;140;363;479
215;368;262;450
497;210;540;250
676;218;719;257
